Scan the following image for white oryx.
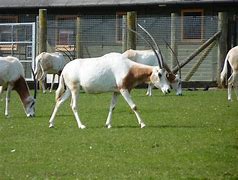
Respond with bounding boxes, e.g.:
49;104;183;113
34;52;70;93
49;52;171;129
123;49;182;96
220;46;238;101
0;56;36;117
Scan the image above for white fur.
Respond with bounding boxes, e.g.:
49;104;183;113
220;46;238;101
0;56;35;117
123;49;182;96
49;52;171;129
34;52;69;93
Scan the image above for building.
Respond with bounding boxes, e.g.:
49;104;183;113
0;0;237;84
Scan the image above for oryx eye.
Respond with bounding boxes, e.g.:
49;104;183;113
158;73;162;78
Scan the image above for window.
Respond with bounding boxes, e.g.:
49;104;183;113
56;16;76;51
0;16;18;50
181;9;204;41
116;12;126;43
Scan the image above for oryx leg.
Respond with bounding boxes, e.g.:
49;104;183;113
40;73;47;94
105;92;119;128
0;86;3;100
146;83;153;96
5;84;12;116
0;86;3;95
50;74;55;93
49;88;71;128
120;89;145;128
227;74;233;101
233;72;238;100
70;86;86;129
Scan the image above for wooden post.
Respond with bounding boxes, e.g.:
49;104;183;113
217;12;228;87
122;15;127;52
39;9;47;53
171;13;178;69
127;11;136;50
76;16;81;58
38;9;47;90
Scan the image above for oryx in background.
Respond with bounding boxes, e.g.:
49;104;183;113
220;46;238;101
34;52;70;93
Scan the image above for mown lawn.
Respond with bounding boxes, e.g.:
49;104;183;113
0;88;238;179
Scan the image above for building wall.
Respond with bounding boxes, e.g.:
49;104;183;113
0;4;237;82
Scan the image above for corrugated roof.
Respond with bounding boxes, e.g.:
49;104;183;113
0;0;237;8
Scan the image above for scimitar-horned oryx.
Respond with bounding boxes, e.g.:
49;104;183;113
34;52;70;93
220;46;238;101
0;56;36;117
48;52;171;129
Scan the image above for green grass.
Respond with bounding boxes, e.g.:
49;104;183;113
0;88;238;179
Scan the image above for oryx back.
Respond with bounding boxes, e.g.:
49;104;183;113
0;56;24;86
62;53;133;93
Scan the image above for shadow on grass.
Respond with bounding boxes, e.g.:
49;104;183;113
88;124;205;129
156;124;204;129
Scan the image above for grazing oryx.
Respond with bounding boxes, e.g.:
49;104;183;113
220;46;238;101
49;52;171;129
0;56;36;117
123;49;182;96
34;52;70;93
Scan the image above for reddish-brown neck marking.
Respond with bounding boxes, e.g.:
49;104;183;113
12;76;30;107
120;65;152;91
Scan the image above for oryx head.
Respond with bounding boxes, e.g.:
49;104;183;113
169;74;182;96
25;96;36;117
130;24;171;94
25;68;37;117
163;39;182;96
150;67;171;94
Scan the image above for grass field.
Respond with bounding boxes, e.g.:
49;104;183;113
0;88;238;179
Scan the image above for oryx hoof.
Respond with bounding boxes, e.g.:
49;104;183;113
140;123;146;128
146;93;152;96
106;124;112;129
49;124;54;128
79;125;86;129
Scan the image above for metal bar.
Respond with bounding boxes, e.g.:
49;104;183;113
0;23;34;26
172;31;221;73
0;41;33;44
0;22;36;81
31;22;36;81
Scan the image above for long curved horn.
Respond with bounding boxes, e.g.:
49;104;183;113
55;47;73;61
137;24;164;68
62;46;74;60
127;27;163;69
31;67;37;99
163;39;181;79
